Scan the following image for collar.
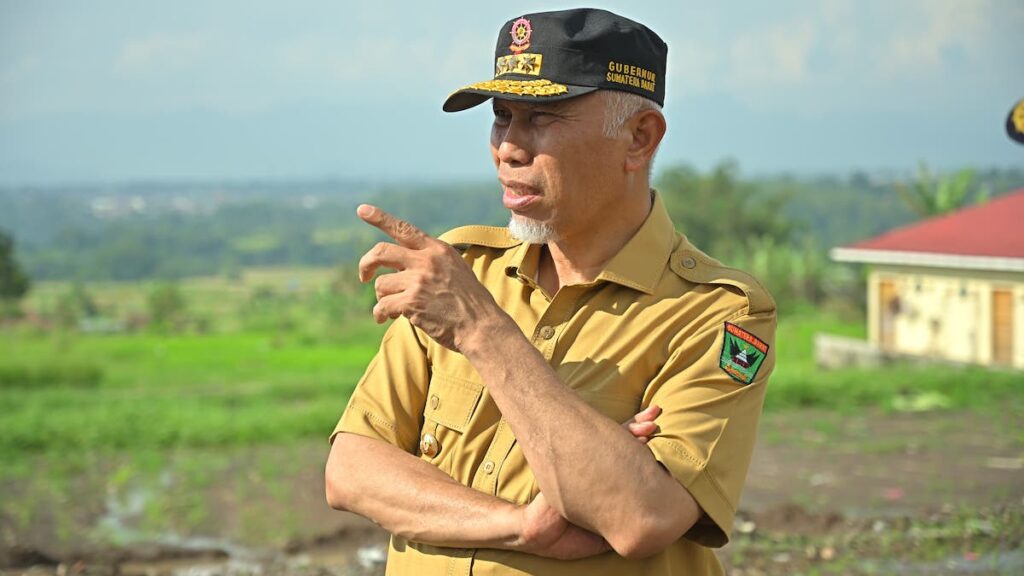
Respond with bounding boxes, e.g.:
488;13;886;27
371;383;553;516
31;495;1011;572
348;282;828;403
595;190;677;294
503;190;677;295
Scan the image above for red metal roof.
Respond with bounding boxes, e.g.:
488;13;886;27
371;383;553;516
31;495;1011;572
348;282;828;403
847;188;1024;258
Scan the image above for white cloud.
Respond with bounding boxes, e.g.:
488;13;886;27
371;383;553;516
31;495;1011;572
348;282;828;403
728;19;816;89
664;0;1007;115
116;33;207;74
0;54;39;90
666;38;718;94
270;29;491;96
877;0;992;78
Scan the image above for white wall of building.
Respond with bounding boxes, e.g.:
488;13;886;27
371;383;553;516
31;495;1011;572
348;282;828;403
867;265;1024;369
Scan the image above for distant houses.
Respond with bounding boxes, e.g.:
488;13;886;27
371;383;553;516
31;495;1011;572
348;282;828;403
831;189;1024;369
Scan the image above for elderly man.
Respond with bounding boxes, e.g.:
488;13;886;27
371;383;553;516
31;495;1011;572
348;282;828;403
325;8;776;575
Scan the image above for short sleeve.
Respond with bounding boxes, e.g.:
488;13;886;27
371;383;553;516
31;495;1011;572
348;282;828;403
644;310;776;548
329;316;430;453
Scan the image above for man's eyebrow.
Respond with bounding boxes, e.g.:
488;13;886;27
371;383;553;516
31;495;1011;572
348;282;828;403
531;101;573;113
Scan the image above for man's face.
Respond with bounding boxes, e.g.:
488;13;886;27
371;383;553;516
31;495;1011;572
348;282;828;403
490;92;629;244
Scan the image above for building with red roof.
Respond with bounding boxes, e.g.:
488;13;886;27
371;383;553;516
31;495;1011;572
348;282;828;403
831;189;1024;368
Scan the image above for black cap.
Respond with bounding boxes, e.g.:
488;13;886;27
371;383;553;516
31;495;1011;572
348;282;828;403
443;8;668;113
1007;97;1024;145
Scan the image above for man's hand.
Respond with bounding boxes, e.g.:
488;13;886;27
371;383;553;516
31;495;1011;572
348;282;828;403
622;404;661;444
513;405;662;559
356;204;509;351
515;492;609;560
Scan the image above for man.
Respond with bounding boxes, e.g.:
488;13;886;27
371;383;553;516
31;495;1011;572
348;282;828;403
325;8;776;575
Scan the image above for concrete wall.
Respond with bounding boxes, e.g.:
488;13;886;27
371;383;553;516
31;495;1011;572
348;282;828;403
867;265;1024;369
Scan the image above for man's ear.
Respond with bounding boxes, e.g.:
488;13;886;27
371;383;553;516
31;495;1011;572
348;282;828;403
624;109;666;174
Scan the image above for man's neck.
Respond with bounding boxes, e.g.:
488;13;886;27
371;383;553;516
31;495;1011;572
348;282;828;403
537;188;653;295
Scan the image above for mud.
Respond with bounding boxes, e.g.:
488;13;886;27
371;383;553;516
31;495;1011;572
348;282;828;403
3;409;1022;575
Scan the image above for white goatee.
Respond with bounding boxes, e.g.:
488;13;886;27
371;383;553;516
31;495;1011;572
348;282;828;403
507;215;558;244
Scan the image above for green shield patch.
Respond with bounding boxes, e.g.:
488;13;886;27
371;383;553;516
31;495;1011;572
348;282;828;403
719;322;769;384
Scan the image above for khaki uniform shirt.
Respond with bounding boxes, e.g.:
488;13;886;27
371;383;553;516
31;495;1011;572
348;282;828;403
331;192;777;575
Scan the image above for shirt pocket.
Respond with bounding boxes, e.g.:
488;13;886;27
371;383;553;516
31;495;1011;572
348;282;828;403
418;372;483;473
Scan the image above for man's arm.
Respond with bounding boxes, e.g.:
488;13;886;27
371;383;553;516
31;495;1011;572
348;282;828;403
326;432;522;549
356;206;701;559
326;408;662;557
459;321;701;559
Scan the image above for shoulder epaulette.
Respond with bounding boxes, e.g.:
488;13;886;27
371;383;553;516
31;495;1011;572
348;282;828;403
668;247;776;316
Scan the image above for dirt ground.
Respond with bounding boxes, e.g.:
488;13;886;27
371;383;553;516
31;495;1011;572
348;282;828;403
2;409;1022;575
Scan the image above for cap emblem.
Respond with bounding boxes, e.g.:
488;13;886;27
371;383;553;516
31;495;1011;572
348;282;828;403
508;17;532;53
1009;98;1024;145
495;53;543;77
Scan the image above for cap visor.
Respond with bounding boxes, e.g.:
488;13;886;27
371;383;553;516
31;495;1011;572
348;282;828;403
443;79;598;112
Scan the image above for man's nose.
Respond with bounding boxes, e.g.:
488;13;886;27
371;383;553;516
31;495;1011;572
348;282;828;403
494;121;533;166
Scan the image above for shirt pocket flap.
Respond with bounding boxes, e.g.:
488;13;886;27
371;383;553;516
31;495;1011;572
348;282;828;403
424;373;483;434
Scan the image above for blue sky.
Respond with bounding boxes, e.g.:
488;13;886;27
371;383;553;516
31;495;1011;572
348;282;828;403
1;0;1022;185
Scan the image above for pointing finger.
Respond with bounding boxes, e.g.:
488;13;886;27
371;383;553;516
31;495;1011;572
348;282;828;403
357;204;430;249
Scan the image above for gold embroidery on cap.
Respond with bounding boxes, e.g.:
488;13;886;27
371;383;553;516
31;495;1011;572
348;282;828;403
495;53;543;77
606;60;657;93
460;78;569;97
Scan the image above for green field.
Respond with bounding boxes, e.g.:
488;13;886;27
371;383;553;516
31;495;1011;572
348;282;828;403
3;271;1023;462
2;268;1022;573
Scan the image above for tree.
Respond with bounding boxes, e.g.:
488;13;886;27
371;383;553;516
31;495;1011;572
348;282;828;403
655;160;794;258
895;162;988;217
147;282;187;330
0;229;31;300
55;282;99;329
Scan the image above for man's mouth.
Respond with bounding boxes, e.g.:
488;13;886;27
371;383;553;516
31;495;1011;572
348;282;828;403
501;180;541;211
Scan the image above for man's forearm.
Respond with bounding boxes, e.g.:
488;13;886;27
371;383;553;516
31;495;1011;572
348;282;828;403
327;432;521;549
460;314;699;557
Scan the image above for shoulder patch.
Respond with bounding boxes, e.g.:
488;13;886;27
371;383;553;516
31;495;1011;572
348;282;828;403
669;250;776;315
719;322;769;384
439;225;522;251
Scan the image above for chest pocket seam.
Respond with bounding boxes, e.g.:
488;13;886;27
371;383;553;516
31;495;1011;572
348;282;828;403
425;372;483;433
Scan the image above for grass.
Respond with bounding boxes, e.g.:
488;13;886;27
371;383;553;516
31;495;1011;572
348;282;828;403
721;504;1024;576
2;268;1022;557
766;306;1024;413
24;266;348;333
0;328;382;458
2;278;1022;462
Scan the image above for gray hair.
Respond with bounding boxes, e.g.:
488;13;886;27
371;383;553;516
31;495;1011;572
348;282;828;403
601;90;663;177
602;90;662;137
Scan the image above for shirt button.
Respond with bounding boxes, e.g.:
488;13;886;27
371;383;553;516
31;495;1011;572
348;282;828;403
430;395;440;410
420;433;439;457
681;256;697;269
539;326;556;340
483;461;495;474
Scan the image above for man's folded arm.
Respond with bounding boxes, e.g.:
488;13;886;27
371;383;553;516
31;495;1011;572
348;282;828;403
324;317;533;550
459;305;774;558
460;318;703;559
326;431;522;549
